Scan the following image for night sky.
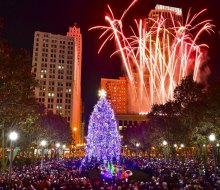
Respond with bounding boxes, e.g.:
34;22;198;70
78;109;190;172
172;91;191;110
0;0;220;123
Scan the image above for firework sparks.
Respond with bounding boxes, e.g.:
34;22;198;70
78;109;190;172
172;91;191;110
91;1;214;113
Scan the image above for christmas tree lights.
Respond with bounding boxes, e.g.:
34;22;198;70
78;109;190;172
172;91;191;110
84;90;121;164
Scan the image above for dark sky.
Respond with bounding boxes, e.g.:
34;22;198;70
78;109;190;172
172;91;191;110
0;0;220;123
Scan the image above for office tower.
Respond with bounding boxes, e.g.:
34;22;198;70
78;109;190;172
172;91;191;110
148;4;183;29
32;25;82;143
66;24;82;144
100;77;148;131
127;4;183;113
100;77;127;114
125;5;183;114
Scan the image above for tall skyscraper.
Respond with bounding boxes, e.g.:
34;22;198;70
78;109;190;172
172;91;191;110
66;24;83;144
147;4;183;29
32;25;82;144
100;77;127;114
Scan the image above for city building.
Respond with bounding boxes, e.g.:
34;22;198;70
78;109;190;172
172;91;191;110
147;4;183;29
32;25;82;144
100;77;148;131
116;114;147;131
66;24;83;144
100;77;127;114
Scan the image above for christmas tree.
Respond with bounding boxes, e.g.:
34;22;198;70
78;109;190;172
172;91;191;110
85;90;121;164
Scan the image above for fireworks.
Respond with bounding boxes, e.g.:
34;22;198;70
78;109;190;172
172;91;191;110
91;1;214;113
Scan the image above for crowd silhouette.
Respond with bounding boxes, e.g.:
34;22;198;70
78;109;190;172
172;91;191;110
0;157;220;189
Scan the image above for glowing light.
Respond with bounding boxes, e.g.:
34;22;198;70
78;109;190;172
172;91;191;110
55;143;60;148
9;131;18;141
98;89;107;98
163;140;168;146
48;93;54;97
209;133;216;142
136;142;140;147
139;112;148;115
91;1;214;113
41;140;47;146
100;163;124;179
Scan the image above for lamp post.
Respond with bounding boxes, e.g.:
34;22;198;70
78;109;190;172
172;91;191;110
124;145;128;156
62;144;66;158
202;144;207;165
73;127;77;157
8;131;18;183
173;144;177;159
180;144;185;161
40;140;47;169
73;128;77;142
217;143;220;166
136;142;140;157
162;140;168;162
55;143;60;161
209;133;216;171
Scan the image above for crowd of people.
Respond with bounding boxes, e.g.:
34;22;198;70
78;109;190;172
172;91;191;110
0;157;220;189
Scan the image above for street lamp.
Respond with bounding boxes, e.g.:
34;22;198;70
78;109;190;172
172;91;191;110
162;140;168;146
173;144;178;160
8;131;18;183
55;143;60;160
209;134;216;171
162;140;168;162
124;145;128;156
56;143;60;148
180;144;185;161
73;128;77;157
217;143;220;164
62;144;66;158
209;134;216;142
73;128;77;143
136;143;140;156
40;140;47;169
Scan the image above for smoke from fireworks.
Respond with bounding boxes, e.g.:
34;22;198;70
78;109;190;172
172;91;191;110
91;1;214;113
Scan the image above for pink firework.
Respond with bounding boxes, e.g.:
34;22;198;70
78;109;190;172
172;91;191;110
91;1;214;113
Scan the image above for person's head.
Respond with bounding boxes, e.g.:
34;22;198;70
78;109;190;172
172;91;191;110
216;180;220;188
162;182;168;189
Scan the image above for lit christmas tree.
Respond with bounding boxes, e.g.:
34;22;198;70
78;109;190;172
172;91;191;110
85;89;121;164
